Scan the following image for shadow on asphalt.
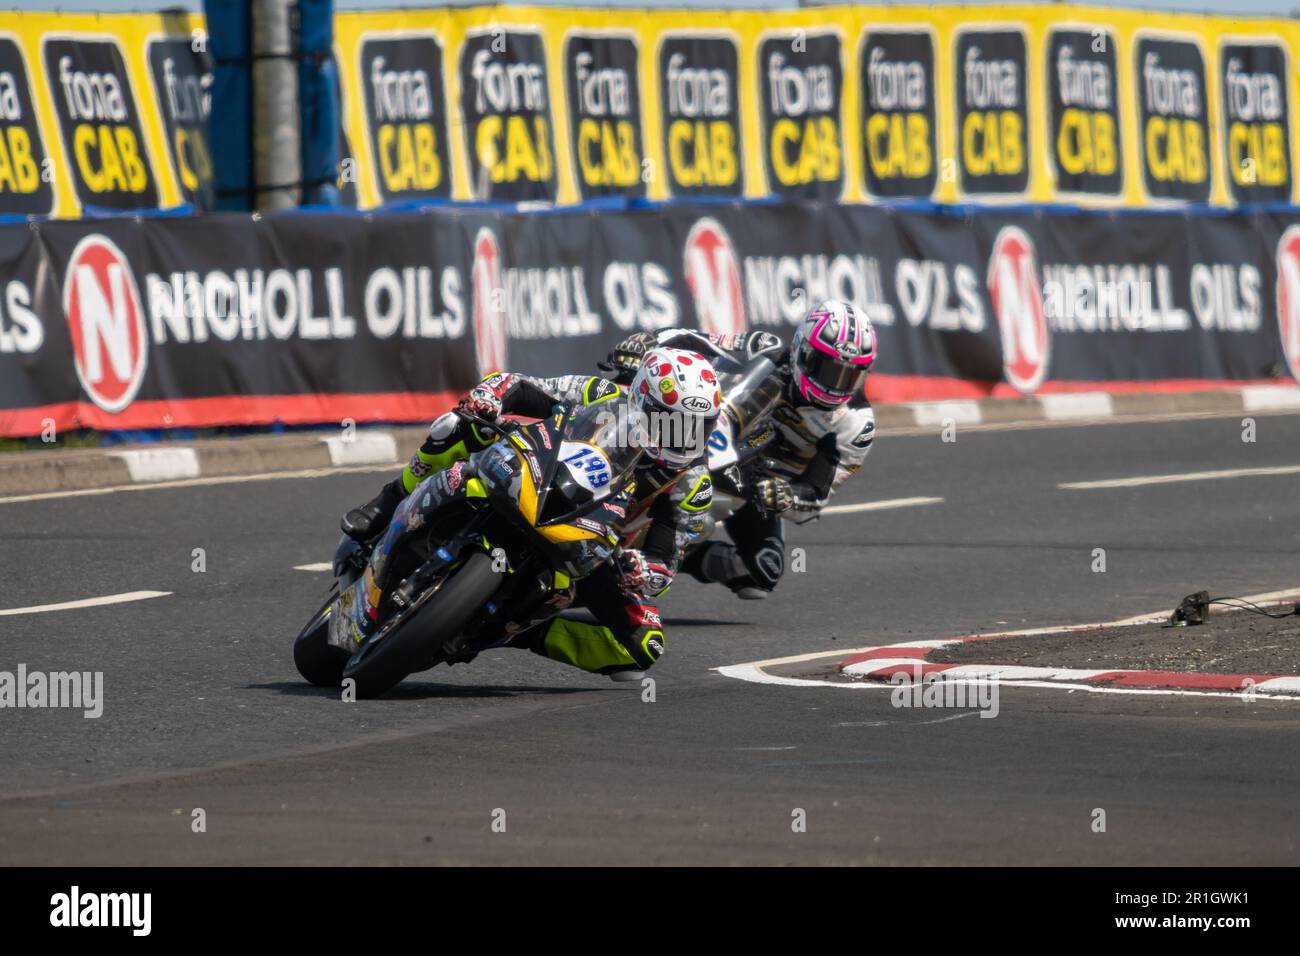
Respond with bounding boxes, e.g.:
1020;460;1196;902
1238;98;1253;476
251;680;597;701
661;617;750;627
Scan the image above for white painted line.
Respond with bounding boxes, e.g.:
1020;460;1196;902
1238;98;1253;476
1061;464;1300;490
910;401;982;427
0;463;397;506
822;496;943;515
0;590;171;617
715;659;1300;701
841;661;1109;682
715;584;1300;702
1256;677;1300;693
294;562;333;572
106;448;200;482
1241;385;1300;411
1039;392;1114;420
321;432;398;466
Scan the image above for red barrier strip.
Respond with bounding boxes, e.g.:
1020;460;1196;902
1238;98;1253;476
866;374;1295;404
0;391;461;438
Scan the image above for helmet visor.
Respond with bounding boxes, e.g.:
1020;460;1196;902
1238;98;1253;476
799;345;870;401
641;405;716;467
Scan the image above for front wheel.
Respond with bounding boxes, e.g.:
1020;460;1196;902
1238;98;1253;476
343;550;500;698
293;592;350;687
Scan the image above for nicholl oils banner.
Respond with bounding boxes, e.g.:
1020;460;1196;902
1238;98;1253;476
333;3;1300;210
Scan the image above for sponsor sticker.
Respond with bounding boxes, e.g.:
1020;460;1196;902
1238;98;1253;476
565;33;645;200
43;37;159;209
757;32;844;199
954;28;1028;196
860;30;937;198
683;216;744;337
361;35;451;203
658;34;742;198
458;30;556;202
987;225;1049;393
63;233;149;413
1136;36;1209;203
146;36;213;209
0;39;54;214
1047;29;1123;196
1220;42;1291;204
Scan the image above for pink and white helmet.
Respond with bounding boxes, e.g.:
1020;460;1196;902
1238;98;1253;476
789;300;876;407
629;347;722;468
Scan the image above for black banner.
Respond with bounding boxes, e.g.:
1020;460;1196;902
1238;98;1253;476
1220;42;1291;205
1047;28;1123;196
360;34;452;204
0;38;54;215
457;30;557;203
146;36;214;210
2;201;1298;436
42;38;159;211
757;32;844;200
658;35;743;199
860;30;937;198
955;28;1028;197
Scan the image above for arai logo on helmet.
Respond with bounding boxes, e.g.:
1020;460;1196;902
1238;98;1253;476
987;225;1049;394
471;226;508;376
680;395;713;412
1274;225;1300;383
684;216;745;338
63;234;148;414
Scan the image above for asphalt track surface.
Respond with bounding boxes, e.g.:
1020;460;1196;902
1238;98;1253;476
1;412;1298;865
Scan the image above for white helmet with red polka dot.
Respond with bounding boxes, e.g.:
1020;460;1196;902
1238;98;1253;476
628;347;722;468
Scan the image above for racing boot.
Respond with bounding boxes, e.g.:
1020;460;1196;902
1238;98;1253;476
680;542;771;600
341;477;405;542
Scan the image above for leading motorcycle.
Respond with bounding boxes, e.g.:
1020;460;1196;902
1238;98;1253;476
292;402;642;698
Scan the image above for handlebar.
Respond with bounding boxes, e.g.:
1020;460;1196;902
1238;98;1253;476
452;405;521;436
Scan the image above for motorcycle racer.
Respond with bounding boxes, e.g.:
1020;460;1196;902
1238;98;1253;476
600;300;877;599
340;349;720;679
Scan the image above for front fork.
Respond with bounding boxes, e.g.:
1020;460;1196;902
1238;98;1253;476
332;459;483;647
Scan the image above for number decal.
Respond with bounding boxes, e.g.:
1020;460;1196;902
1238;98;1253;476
559;442;612;491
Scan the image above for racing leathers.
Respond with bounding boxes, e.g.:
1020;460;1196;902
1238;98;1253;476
341;371;712;676
605;329;875;597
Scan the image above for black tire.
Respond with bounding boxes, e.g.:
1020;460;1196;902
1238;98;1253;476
293;593;350;687
343;551;499;699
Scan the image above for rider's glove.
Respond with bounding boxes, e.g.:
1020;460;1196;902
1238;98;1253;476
752;476;794;516
616;549;673;596
599;332;657;382
461;384;503;420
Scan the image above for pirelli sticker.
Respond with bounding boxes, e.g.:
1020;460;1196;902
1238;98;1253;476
361;35;451;202
758;31;844;199
955;28;1028;196
147;36;213;210
657;34;742;198
860;30;936;198
43;37;158;210
0;38;53;214
565;33;645;199
1220;42;1290;204
1047;28;1122;196
458;30;556;202
1135;37;1209;203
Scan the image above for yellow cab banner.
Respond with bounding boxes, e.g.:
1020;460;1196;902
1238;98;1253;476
333;3;1300;210
0;10;210;218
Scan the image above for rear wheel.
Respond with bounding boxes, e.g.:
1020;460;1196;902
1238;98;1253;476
343;551;499;698
293;593;350;687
